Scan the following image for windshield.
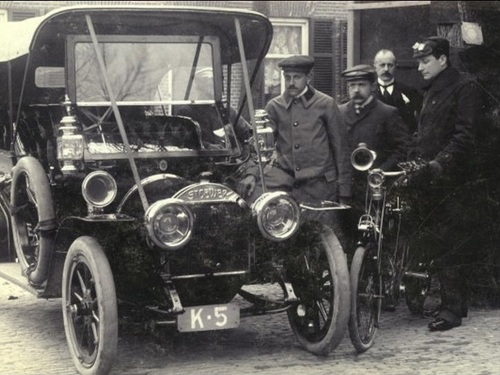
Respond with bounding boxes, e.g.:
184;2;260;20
67;35;243;157
72;36;219;107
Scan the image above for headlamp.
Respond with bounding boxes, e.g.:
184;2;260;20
252;192;300;241
145;199;194;250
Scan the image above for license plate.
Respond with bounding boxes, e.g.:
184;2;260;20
177;303;240;332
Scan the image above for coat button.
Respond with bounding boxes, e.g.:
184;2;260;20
294;144;300;149
293;122;299;127
295;166;301;171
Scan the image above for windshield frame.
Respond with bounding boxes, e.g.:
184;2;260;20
66;34;223;107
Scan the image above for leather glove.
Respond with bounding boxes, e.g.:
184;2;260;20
406;163;432;187
237;175;256;198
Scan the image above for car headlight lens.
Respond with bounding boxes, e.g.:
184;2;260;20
82;171;117;208
145;199;194;250
252;192;300;241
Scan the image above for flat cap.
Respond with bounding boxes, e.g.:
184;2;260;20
278;55;315;73
341;64;376;82
412;37;450;59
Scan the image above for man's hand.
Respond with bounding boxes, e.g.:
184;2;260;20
237;175;256;198
406;159;442;187
428;160;443;179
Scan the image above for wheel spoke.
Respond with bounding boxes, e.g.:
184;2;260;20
76;269;88;294
315;299;328;322
72;288;84;302
91;321;99;345
25;178;37;206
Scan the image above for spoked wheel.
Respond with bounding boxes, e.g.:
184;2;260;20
382;236;410;311
62;236;118;375
285;223;350;355
348;244;381;353
11;156;56;285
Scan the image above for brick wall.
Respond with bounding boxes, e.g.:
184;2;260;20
0;1;347;19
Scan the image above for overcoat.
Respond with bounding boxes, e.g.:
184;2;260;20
413;66;478;177
265;86;352;198
375;81;422;134
339;97;411;171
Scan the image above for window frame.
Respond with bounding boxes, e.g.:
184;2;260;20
264;18;309;102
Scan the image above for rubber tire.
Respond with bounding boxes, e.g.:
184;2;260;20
11;156;56;285
348;245;381;353
286;223;351;355
0;198;12;261
62;236;118;375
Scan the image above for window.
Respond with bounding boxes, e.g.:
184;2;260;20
0;10;7;23
264;19;308;103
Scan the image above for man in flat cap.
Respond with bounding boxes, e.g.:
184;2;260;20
373;49;422;134
338;64;410;288
408;36;479;331
239;54;352;226
339;64;410;172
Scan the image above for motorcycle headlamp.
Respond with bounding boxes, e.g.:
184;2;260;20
145;198;194;250
368;170;385;189
252;192;300;241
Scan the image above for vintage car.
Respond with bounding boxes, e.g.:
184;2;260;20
0;5;350;375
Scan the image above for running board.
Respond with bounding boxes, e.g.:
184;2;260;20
0;262;44;297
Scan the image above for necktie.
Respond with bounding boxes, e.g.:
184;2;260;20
381;84;393;104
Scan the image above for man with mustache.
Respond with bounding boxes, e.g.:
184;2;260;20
338;65;411;301
239;55;352;226
339;64;410;172
374;49;422;135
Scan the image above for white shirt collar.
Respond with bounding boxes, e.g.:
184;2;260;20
378;78;394;94
294;85;309;99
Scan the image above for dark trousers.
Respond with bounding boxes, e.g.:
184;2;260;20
416;186;471;324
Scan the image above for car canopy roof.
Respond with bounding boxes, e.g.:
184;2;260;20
0;5;273;64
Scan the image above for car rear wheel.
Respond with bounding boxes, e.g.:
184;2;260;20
285;222;350;355
11;156;56;285
62;236;118;375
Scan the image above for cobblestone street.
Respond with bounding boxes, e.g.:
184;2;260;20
1;278;500;375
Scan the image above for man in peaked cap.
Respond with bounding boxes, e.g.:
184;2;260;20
339;64;410;172
337;64;410;288
239;54;352;227
407;36;480;332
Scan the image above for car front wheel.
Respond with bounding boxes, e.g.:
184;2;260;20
62;236;118;375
